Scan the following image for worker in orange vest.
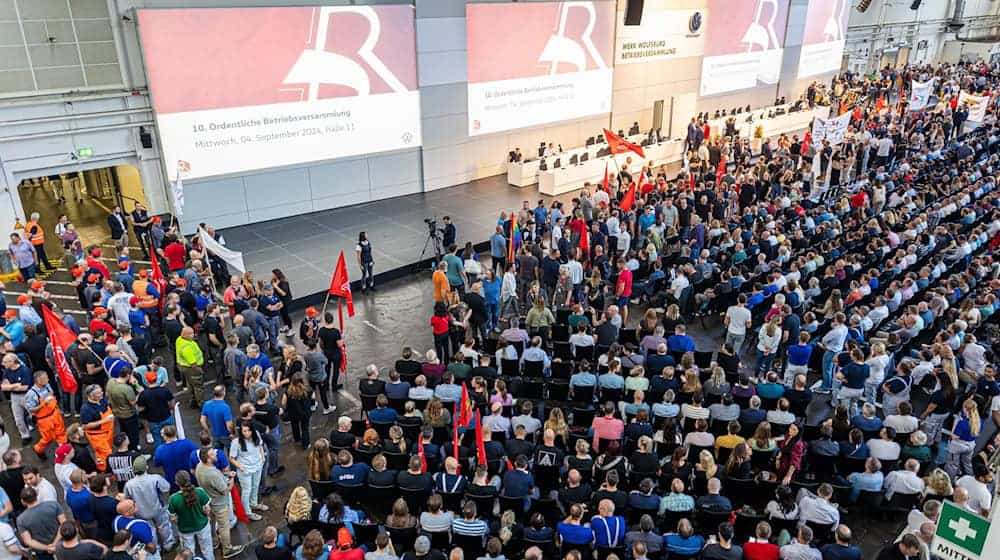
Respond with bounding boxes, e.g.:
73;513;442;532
25;371;67;459
80;384;115;471
23;212;54;271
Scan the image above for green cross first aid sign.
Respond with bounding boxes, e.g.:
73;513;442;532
933;500;991;559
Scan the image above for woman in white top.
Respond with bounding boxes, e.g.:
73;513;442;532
865;342;891;405
755;317;782;377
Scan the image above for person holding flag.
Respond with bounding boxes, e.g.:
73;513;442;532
323;251;354;391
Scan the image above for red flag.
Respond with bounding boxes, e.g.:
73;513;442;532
601;162;609;192
458;384;472;427
417;435;428;473
619;182;637;212
149;252;167;312
42;305;78;394
875;94;887;113
716;154;727;185
689;171;695;193
328;251;355;318
800;131;811;156
505;457;514;471
579;227;589;256
474;413;486;465
602;128;645;159
231;485;249;523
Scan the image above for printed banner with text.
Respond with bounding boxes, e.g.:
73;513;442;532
614;1;706;65
138;6;421;181
466;1;615;136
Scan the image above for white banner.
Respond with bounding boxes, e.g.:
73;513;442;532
198;227;246;273
909;79;935;110
810;112;851;146
959;91;991;122
614;5;706;65
467;69;613;136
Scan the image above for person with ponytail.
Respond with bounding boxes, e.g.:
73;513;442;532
167;470;214;560
946;399;982;478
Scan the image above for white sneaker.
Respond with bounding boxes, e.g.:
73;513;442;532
324;406;336;414
247;512;262;521
145;433;154;444
253;503;270;511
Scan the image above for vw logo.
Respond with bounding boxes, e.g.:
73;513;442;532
689;12;703;34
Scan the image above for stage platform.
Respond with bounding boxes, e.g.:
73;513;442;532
219;174;571;309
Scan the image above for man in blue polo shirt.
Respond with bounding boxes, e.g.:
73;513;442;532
666;325;695;354
200;386;233;451
1;352;33;444
152;425;197;493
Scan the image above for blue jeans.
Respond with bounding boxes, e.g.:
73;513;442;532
266;317;280;350
237;469;262;513
149;417;175;448
755;350;775;376
486;301;499;330
821;350;837;390
264;425;281;475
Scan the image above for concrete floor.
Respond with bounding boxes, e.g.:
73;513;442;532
5;184;906;559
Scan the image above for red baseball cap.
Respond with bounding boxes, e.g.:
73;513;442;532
55;444;73;463
15;295;29;305
29;280;45;291
305;307;319;318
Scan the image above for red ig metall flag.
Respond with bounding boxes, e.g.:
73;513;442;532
42;305;78;394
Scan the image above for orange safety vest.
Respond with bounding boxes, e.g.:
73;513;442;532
24;221;44;246
133;279;157;309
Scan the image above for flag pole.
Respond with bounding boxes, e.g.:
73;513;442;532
320;292;331;318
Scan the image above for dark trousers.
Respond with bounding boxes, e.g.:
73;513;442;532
434;332;450;363
119;415;141;452
491;256;506;275
310;380;330;409
34;245;53;269
325;354;342;389
289;415;311;448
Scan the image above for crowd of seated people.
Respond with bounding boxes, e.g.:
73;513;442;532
275;64;1000;560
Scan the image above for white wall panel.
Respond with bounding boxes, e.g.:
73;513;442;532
416;18;466;52
418;50;468;87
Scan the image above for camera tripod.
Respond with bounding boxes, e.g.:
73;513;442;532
418;227;444;272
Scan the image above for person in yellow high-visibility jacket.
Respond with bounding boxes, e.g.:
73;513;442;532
176;327;205;408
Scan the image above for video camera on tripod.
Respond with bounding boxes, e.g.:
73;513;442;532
419;216;445;271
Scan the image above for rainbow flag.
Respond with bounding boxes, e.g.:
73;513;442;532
508;211;520;262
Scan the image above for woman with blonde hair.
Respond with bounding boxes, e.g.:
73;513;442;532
386;497;418;529
545;407;570;446
625;366;649;392
923;468;955;498
383;425;408;455
285;486;313;523
750;422;776;452
864;342;890;405
755;316;782;376
946;399;982;478
306;439;334;481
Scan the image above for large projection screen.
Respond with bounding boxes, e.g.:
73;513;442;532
699;0;790;97
797;0;850;79
138;6;421;181
466;1;615;137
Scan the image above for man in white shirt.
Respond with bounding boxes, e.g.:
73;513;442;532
883;459;925;500
670;268;690;302
22;466;58;504
724;295;752;352
956;465;994;517
883;402;919;435
867;427;902;462
797;484;839;530
961;336;987;379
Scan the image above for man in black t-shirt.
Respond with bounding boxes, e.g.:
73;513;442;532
396;455;433;493
202;304;225;380
107;433;137;492
255;526;292;560
253;387;283;482
0;450;25;518
317;313;343;390
162;306;184;386
463;286;488;342
136;372;173;447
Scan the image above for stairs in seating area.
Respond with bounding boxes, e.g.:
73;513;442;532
3;243;151;331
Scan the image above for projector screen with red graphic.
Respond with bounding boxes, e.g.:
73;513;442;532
797;0;850;78
466;2;614;136
699;0;790;97
138;6;421;181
